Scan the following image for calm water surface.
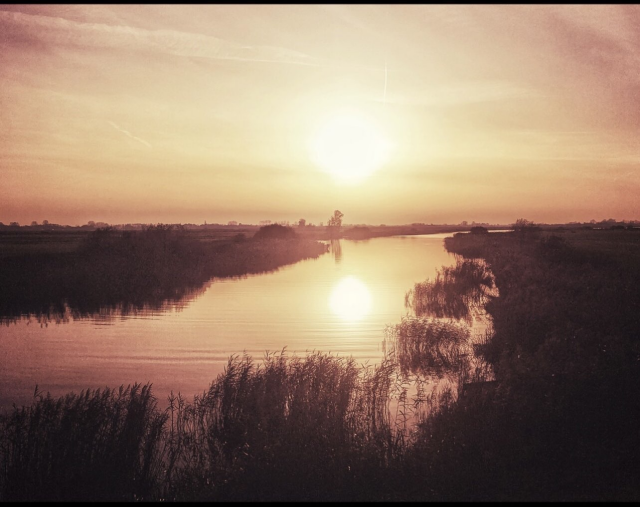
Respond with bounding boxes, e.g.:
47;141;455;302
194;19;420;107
1;234;459;411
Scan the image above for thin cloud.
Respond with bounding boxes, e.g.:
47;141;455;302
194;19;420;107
0;9;319;66
107;121;152;149
372;80;536;108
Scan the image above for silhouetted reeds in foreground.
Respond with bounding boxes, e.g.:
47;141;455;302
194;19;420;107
0;352;412;502
0;383;167;501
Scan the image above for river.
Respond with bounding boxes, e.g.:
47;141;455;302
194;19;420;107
0;233;481;411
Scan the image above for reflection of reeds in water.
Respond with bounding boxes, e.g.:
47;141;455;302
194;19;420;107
385;317;471;380
384;257;497;416
14;284;211;327
405;257;496;324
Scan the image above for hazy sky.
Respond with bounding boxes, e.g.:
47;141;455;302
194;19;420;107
1;5;639;225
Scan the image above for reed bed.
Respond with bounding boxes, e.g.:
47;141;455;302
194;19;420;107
0;351;414;502
0;225;327;323
0;384;167;501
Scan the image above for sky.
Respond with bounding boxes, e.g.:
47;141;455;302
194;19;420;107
1;4;639;226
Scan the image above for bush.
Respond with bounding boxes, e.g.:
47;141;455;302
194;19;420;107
252;224;297;241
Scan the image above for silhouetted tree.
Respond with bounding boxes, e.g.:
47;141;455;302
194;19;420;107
298;218;306;228
513;218;539;232
327;210;344;238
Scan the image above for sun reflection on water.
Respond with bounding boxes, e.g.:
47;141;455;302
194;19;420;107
329;276;372;322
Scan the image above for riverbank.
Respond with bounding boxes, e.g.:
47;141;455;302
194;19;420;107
0;223;506;259
0;225;327;322
421;228;640;500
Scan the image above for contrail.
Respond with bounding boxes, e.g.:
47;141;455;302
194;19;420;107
107;121;152;148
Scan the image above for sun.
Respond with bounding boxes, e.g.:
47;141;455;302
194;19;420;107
329;276;373;322
310;110;392;185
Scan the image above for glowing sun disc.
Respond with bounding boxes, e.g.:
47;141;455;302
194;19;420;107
310;111;392;185
329;276;372;322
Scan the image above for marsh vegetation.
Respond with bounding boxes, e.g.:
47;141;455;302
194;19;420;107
0;225;327;323
1;228;640;500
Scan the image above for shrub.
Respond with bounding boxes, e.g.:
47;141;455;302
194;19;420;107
252;224;297;241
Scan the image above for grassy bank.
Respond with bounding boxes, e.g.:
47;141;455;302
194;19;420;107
0;225;327;322
412;228;640;501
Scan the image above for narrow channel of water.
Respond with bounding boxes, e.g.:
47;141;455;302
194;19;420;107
0;234;495;412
